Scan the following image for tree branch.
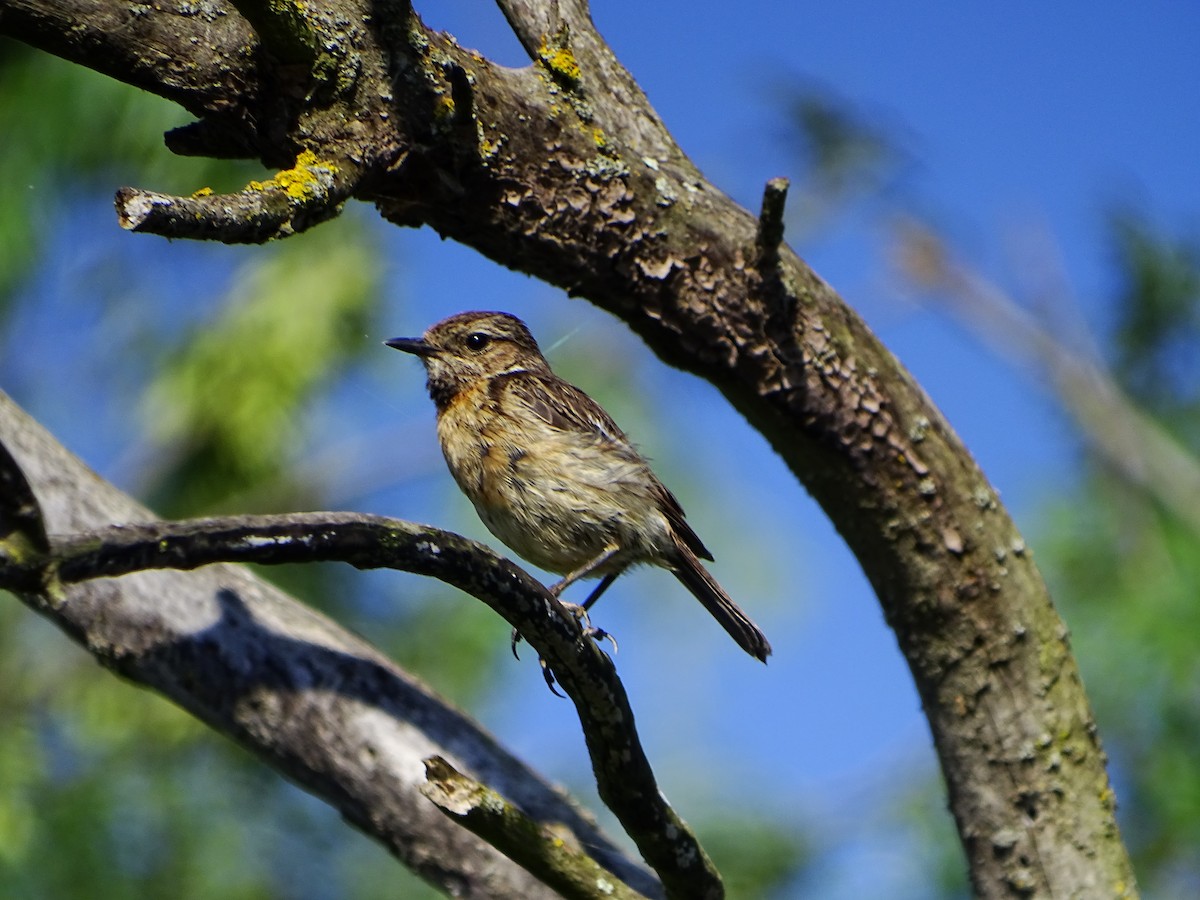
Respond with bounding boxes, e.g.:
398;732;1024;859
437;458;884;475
115;152;360;242
0;390;663;900
0;0;1140;892
17;510;722;898
422;756;650;900
755;176;790;276
0;0;261;119
0;391;726;899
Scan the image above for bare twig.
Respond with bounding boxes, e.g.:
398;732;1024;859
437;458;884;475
116;153;359;243
896;218;1200;537
756;176;790;273
422;756;650;900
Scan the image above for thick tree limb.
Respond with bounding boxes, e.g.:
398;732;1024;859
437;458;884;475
0;0;1140;893
0;391;663;900
0;0;261;119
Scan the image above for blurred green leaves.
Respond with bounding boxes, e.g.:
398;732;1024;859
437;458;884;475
138;233;378;516
1038;215;1200;894
0;39;256;310
775;82;909;235
1110;211;1200;429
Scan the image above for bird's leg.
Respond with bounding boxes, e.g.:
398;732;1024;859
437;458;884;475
581;572;618;611
547;544;621;596
512;547;623;664
556;569;621;655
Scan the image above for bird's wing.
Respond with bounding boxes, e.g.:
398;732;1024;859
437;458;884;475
504;372;632;445
504;372;715;562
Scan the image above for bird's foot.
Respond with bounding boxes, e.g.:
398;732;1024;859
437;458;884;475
559;601;618;654
511;600;618;696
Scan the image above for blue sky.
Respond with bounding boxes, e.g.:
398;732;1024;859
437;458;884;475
6;1;1199;895
390;2;1200;891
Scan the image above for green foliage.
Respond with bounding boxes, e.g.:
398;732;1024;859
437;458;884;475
1110;211;1200;429
138;231;379;516
1039;215;1200;896
775;83;909;234
0;39;255;309
1043;484;1200;895
700;813;809;898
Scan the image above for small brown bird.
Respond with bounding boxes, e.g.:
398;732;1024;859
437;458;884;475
386;311;771;662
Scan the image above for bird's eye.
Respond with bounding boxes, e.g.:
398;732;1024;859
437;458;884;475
465;332;491;352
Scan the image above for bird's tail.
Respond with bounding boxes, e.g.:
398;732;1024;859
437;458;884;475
671;534;772;662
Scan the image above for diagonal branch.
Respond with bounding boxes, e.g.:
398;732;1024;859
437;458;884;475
0;390;662;900
6;510;722;899
494;0;687;165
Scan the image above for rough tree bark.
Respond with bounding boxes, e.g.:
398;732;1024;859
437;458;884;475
0;0;1137;896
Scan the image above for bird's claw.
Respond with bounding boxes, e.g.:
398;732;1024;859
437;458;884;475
582;624;618;654
559;601;618;654
540;658;566;697
511;598;618;695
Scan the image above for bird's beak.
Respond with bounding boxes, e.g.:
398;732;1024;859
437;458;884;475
385;337;435;358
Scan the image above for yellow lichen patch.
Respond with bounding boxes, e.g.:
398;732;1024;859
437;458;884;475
591;127;608;150
480;135;502;159
435;95;456;120
538;34;581;85
190;187;214;199
274;149;331;200
247;150;339;202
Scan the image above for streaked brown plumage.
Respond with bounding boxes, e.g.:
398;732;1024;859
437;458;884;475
386;311;771;662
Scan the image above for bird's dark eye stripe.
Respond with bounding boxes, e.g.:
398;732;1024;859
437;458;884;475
465;332;491;351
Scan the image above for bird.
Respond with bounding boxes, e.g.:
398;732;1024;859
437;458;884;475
386;311;771;662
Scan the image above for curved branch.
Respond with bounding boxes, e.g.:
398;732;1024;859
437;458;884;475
0;391;662;900
23;511;721;898
0;404;720;899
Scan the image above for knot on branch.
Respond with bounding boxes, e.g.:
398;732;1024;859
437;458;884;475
755;176;790;277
